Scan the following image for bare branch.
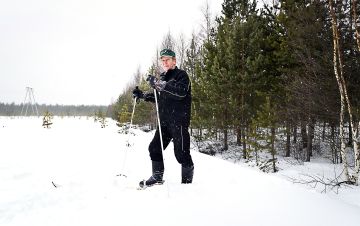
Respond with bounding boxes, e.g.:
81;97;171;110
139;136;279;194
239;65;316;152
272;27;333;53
285;167;354;194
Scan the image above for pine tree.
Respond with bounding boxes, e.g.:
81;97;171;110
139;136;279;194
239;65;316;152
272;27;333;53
275;0;339;162
251;96;278;173
118;105;131;125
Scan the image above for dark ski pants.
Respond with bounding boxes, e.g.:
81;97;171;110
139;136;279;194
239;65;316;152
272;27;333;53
149;122;193;167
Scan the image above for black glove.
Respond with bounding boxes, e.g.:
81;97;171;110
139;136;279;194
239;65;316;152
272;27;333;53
143;92;153;102
146;75;166;91
132;86;144;99
146;75;157;89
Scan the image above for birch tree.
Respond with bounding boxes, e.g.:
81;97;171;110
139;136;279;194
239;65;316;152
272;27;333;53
329;0;359;184
352;0;360;51
175;33;188;69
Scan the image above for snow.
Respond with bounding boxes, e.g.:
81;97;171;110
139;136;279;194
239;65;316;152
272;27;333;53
0;117;359;226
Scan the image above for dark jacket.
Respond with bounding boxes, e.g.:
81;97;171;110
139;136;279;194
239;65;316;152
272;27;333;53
145;67;191;127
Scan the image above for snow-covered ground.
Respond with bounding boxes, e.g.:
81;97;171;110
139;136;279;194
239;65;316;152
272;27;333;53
0;117;359;226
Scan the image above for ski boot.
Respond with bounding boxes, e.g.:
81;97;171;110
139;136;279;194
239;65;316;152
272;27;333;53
139;161;164;189
181;164;194;184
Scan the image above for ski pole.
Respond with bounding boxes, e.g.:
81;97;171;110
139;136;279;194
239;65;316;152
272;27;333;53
154;89;164;152
154;89;170;197
126;96;137;147
118;96;137;178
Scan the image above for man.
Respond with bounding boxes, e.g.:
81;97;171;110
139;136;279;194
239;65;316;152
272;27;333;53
132;48;194;188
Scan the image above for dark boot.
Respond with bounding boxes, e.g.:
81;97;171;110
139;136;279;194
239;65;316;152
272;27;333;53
181;164;194;184
139;161;164;188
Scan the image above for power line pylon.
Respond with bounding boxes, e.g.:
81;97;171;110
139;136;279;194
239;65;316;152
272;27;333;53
21;87;39;117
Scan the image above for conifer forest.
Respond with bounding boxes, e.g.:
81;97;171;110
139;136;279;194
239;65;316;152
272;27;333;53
100;1;360;184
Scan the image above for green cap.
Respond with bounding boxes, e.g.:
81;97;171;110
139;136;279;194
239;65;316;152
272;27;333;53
160;49;176;58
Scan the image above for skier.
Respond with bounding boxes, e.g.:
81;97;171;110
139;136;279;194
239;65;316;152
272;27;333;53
132;48;194;188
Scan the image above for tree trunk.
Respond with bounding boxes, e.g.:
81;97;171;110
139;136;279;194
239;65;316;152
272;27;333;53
322;122;326;142
306;119;315;162
348;0;360;185
236;126;241;146
271;127;277;172
353;123;360;184
301;121;308;160
339;2;360;185
223;128;228;151
293;125;297;143
330;123;338;164
242;126;247;159
329;0;351;181
286;121;291;157
352;0;360;51
349;122;353;146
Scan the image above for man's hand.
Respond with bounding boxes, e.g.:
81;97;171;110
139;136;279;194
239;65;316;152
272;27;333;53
146;75;157;88
132;86;144;99
146;75;166;91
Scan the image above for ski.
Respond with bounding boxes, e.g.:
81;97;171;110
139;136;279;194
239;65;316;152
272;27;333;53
137;179;165;190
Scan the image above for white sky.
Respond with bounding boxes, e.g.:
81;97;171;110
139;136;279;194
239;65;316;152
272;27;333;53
0;0;224;105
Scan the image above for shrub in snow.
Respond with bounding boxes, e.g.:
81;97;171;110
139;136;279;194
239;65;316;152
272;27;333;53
94;110;107;128
42;110;53;129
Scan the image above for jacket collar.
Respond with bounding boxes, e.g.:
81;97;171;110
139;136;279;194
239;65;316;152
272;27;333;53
165;66;178;74
161;66;178;80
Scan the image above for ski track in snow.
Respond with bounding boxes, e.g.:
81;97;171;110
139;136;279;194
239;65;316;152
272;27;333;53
0;117;359;226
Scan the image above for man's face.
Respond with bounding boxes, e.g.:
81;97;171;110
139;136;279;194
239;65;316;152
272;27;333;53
161;56;176;72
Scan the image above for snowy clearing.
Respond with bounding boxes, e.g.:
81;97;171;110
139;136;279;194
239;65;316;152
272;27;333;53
0;117;359;226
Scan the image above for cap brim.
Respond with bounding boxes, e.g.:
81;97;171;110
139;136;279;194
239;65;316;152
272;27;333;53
160;55;175;59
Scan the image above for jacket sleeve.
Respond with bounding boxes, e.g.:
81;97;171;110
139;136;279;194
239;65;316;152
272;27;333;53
143;92;155;103
161;71;190;100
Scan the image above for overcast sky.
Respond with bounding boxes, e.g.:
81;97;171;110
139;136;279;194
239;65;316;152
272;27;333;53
0;0;224;105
